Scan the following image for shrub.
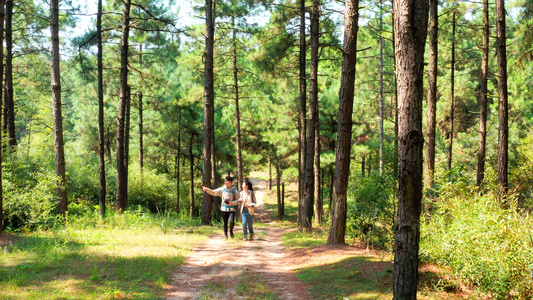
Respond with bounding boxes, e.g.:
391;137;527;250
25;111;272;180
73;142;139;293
2;155;62;231
420;184;533;299
346;173;396;249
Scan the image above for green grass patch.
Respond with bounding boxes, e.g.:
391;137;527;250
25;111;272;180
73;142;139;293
282;229;327;249
0;216;215;299
296;256;393;300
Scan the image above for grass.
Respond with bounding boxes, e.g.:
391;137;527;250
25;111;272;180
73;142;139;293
296;256;393;300
0;219;215;299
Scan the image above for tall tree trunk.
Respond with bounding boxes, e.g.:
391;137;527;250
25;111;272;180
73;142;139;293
0;0;5;235
277;161;282;220
328;0;359;245
5;0;15;149
378;0;384;176
496;0;509;201
176;108;182;214
139;44;144;188
201;0;215;224
190;133;195;217
477;0;489;187
314;115;322;225
425;0;438;189
51;0;68;217
116;0;131;211
302;0;320;230
298;0;307;220
233;18;244;190
125;87;131;198
392;0;429;296
447;11;455;175
268;155;272;190
313;0;322;223
328;166;333;211
97;0;106;217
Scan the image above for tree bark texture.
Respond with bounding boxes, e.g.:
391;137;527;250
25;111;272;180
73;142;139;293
477;0;489;187
328;0;359;245
447;11;455;174
496;0;509;201
379;0;384;176
97;0;106;217
115;0;131;211
176;108;182;214
201;0;215;224
392;0;428;297
313;0;322;226
314;115;322;225
0;0;5;234
190;134;195;217
298;0;307;221
139;44;144;188
277;162;282;220
233;22;244;191
5;0;15;149
302;0;320;229
425;0;438;189
51;0;68;217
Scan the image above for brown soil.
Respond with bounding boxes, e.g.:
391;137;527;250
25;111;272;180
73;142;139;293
165;178;312;300
0;233;19;247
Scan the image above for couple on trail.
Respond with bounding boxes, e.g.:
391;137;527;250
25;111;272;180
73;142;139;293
201;176;257;240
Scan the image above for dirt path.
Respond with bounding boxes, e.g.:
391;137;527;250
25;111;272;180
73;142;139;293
165;178;311;300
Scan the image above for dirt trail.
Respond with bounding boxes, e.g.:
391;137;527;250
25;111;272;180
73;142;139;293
165;178;311;300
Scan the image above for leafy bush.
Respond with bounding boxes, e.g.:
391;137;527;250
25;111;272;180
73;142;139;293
346;173;396;249
420;183;533;299
2;154;62;231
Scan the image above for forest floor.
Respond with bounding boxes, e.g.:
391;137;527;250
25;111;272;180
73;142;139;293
164;178;471;300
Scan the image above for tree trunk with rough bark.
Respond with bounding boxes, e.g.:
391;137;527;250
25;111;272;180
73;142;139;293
51;0;68;217
477;0;489;187
97;0;106;217
233;19;244;191
302;0;320;230
116;0;131;212
312;0;322;226
447;11;455;175
0;0;5;234
392;0;428;296
425;0;438;189
190;133;195;217
328;0;359;245
4;0;15;149
298;0;307;224
139;44;144;188
496;0;509;201
201;0;215;224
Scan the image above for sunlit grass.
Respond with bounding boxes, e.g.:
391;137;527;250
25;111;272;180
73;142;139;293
0;221;215;299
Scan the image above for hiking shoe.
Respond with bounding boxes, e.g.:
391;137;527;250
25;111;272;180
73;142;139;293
243;236;248;241
230;233;234;238
249;234;254;241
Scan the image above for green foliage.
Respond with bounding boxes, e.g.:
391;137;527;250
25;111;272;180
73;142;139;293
2;154;62;231
346;173;396;249
420;184;533;299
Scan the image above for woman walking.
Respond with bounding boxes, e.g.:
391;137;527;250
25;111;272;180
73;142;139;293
239;181;256;240
202;176;239;239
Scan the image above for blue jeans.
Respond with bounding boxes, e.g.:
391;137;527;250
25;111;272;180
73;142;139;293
242;208;254;237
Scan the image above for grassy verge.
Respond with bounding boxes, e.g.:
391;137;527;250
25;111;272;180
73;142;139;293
0;213;215;299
